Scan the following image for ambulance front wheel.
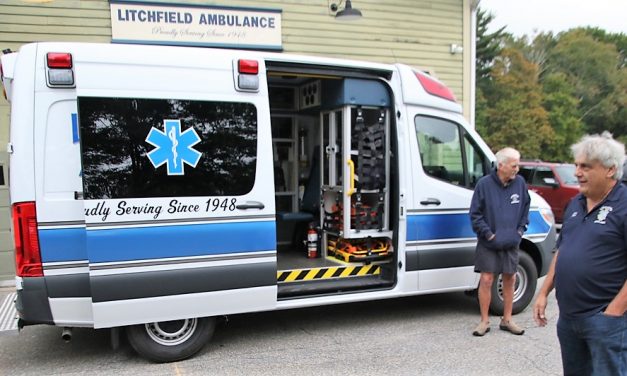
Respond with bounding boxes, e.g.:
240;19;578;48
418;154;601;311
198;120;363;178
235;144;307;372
489;251;537;315
127;316;216;362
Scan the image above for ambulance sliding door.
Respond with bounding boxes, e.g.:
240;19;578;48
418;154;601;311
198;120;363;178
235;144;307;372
77;59;276;328
406;109;491;291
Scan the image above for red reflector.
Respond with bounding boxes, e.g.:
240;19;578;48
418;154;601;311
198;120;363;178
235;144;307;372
415;72;457;102
238;59;258;74
47;52;73;69
11;202;43;277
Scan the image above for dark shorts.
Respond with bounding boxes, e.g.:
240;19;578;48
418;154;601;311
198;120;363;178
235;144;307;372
474;242;519;274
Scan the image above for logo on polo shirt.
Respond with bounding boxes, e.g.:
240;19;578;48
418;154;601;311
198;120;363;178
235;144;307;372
594;206;613;224
510;194;520;204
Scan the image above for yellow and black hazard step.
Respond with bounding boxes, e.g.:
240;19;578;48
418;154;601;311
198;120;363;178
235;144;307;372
277;264;380;283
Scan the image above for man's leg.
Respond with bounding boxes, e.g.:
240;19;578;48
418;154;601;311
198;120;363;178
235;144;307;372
583;312;627;375
501;273;515;322
472;272;494;336
478;272;494;323
557;315;592;375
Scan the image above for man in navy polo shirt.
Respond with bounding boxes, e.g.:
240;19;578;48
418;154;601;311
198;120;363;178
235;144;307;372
533;132;627;375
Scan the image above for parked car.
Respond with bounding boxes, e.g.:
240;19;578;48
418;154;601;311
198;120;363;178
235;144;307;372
519;161;579;223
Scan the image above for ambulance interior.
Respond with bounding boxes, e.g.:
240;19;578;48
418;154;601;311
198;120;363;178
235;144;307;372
266;63;398;298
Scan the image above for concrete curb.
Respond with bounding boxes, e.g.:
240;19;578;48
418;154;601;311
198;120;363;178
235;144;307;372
0;280;14;288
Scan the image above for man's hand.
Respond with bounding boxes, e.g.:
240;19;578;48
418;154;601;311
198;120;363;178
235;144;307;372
533;295;549;327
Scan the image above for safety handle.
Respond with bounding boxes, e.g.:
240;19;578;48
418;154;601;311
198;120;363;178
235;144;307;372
420;198;441;206
236;201;265;210
347;159;355;196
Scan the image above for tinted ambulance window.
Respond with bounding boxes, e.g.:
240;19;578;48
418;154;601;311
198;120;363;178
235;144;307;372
415;115;487;189
79;97;257;199
415;116;464;185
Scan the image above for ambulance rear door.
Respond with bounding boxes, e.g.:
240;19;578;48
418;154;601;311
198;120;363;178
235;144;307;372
72;44;276;328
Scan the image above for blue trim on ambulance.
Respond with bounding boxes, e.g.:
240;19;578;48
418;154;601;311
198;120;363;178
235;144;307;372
406;210;550;242
38;220;276;263
71;113;79;143
39;228;87;262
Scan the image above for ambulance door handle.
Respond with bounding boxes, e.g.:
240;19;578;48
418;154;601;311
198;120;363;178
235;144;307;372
74;191;84;200
236;201;265;210
420;198;441;206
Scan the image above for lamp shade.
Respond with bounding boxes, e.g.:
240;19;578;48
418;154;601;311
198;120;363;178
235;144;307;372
336;0;362;20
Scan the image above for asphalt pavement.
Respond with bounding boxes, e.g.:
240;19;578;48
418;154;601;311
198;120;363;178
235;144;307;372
0;279;563;375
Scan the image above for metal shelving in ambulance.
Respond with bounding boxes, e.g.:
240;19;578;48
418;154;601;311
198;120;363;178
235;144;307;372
319;79;393;264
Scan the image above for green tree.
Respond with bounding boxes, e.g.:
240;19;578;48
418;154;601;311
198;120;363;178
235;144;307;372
475;7;507;90
480;48;555;158
541;72;585;161
580;27;627;68
546;29;626;137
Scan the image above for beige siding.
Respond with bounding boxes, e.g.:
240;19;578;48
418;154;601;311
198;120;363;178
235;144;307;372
0;151;12;283
235;0;465;99
0;0;468;281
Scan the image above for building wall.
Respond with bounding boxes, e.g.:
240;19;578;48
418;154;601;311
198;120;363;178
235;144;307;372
0;0;470;282
0;150;9;285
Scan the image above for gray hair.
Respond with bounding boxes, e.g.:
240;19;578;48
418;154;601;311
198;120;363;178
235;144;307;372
571;131;625;180
495;147;521;165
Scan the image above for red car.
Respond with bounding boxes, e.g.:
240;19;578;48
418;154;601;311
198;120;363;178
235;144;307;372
519;161;579;223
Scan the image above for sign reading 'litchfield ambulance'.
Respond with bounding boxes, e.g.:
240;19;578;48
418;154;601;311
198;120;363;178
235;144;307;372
110;1;282;50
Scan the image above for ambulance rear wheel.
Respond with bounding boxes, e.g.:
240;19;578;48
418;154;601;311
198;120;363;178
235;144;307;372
127;317;216;362
489;251;537;315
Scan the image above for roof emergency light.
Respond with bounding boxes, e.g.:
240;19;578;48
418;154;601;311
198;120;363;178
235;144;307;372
236;59;259;91
238;59;258;74
47;53;72;68
414;71;456;102
46;52;74;87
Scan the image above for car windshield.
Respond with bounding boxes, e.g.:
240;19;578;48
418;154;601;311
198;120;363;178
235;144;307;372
555;165;578;185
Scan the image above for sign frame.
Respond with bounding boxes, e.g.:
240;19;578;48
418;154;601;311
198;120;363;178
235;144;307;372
110;0;283;50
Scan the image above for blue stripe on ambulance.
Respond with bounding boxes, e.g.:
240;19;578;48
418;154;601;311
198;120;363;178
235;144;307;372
39;220;276;263
39;228;87;262
406;210;550;241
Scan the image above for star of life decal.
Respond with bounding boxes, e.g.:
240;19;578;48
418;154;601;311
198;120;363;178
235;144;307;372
146;119;202;176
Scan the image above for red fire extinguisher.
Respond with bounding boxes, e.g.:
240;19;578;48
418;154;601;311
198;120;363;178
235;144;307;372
307;225;318;259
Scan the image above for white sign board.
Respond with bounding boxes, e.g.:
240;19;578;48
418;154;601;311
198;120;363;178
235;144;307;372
110;1;282;50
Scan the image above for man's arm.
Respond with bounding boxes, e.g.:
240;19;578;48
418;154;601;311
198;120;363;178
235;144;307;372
518;188;531;233
469;184;493;240
605;281;627;316
533;250;558;326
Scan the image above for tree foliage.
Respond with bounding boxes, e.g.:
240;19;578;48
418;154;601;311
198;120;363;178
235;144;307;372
478;48;554;159
475;8;507;90
475;8;626;161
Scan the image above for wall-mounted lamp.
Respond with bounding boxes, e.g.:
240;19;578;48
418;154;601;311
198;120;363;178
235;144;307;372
450;43;464;54
329;0;362;21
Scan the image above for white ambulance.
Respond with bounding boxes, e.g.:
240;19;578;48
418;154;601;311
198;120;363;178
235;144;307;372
0;42;556;362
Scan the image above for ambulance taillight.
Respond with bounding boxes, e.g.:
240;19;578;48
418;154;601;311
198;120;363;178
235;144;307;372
414;71;457;102
46;52;74;87
12;202;43;277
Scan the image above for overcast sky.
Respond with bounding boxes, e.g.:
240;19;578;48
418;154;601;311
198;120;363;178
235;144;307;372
478;0;627;37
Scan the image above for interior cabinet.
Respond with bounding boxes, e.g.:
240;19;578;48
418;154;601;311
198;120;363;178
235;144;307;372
272;115;298;214
320;106;391;240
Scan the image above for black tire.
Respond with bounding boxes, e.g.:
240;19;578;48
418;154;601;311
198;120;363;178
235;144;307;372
126;317;216;363
489;251;538;315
